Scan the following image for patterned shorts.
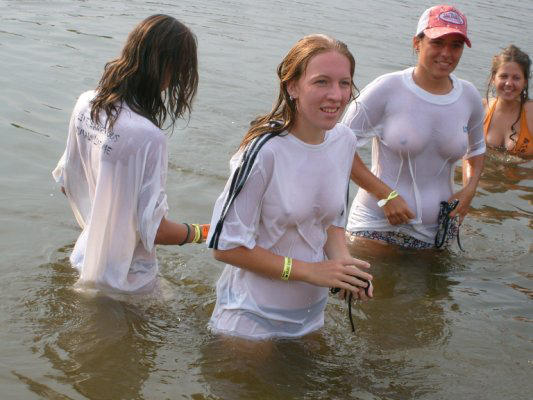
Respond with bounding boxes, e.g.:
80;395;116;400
349;220;460;250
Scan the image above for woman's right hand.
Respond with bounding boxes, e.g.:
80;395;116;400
382;195;415;225
304;258;373;298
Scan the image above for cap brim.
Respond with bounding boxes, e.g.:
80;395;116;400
424;27;471;47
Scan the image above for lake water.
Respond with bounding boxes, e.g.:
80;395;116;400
0;0;531;399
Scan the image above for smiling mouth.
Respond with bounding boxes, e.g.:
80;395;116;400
436;61;452;68
320;107;339;114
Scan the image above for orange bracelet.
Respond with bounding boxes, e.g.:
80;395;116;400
201;224;210;241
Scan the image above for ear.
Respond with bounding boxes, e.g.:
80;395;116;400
287;79;299;100
412;36;420;53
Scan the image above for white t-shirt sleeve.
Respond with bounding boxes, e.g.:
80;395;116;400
341;75;388;145
137;133;169;253
52;93;87;187
464;84;486;159
208;148;273;250
330;125;357;228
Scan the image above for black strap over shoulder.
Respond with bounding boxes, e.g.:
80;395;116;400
208;122;283;249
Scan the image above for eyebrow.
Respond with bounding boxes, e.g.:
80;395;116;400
310;74;351;80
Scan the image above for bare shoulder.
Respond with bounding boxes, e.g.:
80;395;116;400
525;100;533;126
482;96;495;111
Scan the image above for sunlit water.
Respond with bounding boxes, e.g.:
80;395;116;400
0;0;531;399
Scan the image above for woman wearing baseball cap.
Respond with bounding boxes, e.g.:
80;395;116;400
344;5;486;250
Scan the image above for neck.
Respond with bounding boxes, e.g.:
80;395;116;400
412;66;453;95
290;121;326;145
496;96;522;112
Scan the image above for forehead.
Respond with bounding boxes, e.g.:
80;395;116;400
304;50;351;76
428;33;465;43
497;61;525;76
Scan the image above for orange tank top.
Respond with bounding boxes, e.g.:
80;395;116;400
484;98;533;156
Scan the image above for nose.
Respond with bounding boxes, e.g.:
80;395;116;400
328;83;343;102
441;44;452;57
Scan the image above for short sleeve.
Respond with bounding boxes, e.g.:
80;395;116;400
207;148;273;250
341;75;389;146
464;85;486;159
52;96;82;186
137;134;169;253
330;125;356;229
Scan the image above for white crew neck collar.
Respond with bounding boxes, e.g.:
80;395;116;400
402;67;463;105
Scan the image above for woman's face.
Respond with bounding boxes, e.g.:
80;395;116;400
492;61;526;102
415;34;465;81
288;50;352;138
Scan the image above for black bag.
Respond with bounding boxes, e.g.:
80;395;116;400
208;122;282;249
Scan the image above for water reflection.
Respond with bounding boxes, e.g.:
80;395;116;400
479;149;533;195
25;251;166;400
196;244;457;399
198;333;378;399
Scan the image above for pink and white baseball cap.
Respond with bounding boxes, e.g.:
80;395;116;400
416;5;471;47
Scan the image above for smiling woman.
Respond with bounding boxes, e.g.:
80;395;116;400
483;45;533;156
343;4;486;250
206;34;373;340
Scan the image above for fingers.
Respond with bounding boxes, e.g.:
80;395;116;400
340;266;372;292
324;259;374;299
384;197;415;225
341;280;374;301
343;257;370;269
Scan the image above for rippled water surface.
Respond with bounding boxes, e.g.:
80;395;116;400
0;0;531;399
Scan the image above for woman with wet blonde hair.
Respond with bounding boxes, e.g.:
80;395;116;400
207;34;373;340
53;15;206;293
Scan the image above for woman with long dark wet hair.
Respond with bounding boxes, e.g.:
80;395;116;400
53;15;206;292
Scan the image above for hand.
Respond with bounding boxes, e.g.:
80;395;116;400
306;258;373;298
448;186;476;223
336;279;374;301
382;195;415;225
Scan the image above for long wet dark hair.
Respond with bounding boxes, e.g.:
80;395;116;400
90;14;198;130
486;44;531;142
239;34;358;149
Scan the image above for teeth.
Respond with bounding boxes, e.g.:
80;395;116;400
321;107;338;113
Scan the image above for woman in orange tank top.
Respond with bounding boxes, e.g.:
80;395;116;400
484;45;533;157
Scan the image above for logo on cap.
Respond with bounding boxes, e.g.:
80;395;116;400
439;11;464;25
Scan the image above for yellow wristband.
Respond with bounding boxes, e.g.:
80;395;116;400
377;190;398;207
192;224;201;243
281;257;292;281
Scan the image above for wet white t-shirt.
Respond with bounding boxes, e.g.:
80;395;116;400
53;90;168;292
342;68;485;243
207;124;357;339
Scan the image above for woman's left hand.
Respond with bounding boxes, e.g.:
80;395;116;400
448;186;476;223
337;280;374;302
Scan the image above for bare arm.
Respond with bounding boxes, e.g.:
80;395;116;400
155;217;208;245
213;238;372;297
525;101;533;135
351;153;414;225
449;153;485;222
